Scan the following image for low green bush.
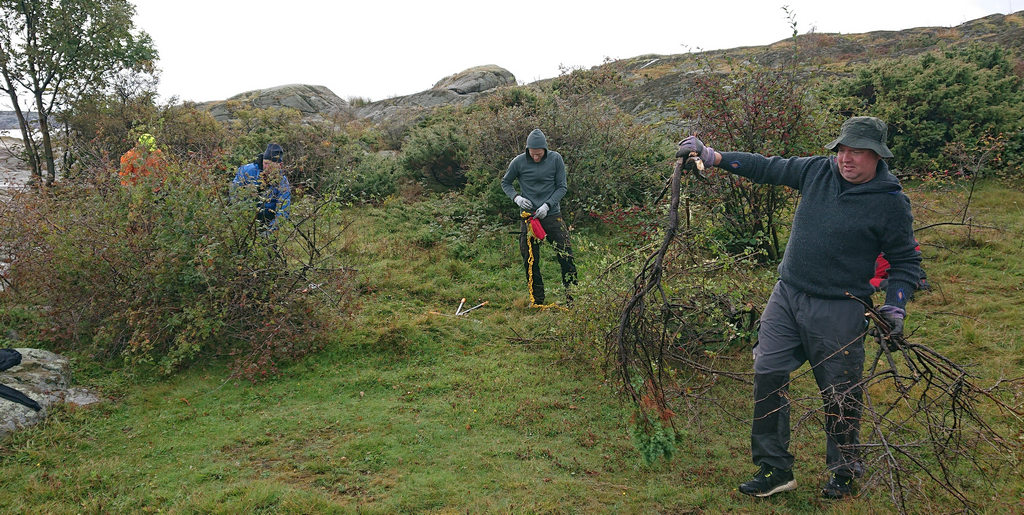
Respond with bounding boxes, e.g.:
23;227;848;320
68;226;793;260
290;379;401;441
827;42;1024;176
400;120;472;188
329;151;401;204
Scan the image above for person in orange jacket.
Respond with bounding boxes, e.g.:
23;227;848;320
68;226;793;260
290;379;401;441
119;133;167;187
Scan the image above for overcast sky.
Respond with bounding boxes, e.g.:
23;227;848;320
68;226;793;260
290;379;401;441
130;0;1017;103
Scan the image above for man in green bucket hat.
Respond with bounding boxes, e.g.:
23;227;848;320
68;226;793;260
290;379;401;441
677;116;923;500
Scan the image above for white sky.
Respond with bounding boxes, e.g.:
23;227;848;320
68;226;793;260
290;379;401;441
127;0;1017;103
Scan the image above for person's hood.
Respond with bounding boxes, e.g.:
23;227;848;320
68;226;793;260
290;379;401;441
526;128;548;152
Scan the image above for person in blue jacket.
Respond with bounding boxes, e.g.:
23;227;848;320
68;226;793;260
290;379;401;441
678;117;922;500
231;143;291;231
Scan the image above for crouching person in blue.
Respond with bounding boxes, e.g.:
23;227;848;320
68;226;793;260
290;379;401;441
231;143;291;233
677;117;922;500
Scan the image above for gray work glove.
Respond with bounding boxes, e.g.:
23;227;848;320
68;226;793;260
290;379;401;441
514;195;533;210
534;203;550;220
676;135;716;169
876;305;906;351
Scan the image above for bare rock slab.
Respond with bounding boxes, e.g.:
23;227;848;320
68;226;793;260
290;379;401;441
1;348;104;440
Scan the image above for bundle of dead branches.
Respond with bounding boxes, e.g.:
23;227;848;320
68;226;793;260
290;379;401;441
612;158;687;427
848;295;1023;512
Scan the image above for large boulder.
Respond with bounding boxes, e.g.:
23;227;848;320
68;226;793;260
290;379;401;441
353;65;515;123
201;84;349;122
0;135;30;192
1;347;103;440
197;66;516;126
433;64;516;95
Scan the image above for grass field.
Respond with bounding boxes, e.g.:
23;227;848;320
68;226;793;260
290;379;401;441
1;180;1022;513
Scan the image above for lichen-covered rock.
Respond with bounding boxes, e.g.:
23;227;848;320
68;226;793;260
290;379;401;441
202;84;348;122
1;348;103;440
433;64;516;94
353;65;516;124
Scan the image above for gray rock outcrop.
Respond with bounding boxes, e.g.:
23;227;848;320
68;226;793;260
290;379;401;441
353;65;516;123
433;64;516;95
196;65;516;127
201;84;349;122
1;136;30;192
1;348;103;440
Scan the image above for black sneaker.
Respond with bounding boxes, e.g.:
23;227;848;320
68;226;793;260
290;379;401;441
738;464;797;497
821;473;854;499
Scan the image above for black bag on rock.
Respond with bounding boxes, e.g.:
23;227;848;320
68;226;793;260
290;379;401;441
0;348;42;412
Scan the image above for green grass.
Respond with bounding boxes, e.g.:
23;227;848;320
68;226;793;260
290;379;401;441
2;181;1023;513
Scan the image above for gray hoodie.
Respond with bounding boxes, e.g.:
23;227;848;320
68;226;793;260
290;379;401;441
501;129;568;217
719;151;922;308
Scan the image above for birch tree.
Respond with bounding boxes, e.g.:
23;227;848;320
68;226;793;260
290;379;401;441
0;0;156;186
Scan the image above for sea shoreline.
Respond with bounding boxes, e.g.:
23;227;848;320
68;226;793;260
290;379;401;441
1;132;32;191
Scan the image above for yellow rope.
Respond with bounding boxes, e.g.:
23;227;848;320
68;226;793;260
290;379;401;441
522;211;567;310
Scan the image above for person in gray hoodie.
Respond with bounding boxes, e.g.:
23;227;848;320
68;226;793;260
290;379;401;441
677;117;922;500
501;128;577;306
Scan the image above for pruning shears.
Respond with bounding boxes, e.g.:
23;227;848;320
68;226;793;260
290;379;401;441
678;151;709;181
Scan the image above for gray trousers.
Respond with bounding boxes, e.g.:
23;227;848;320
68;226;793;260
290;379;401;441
750;280;868;476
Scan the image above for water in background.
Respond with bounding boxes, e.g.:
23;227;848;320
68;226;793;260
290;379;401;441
0;130;32;191
0;130;26;290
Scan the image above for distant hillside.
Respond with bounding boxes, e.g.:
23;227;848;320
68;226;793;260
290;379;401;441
591;10;1024;126
3;10;1021;130
194;65;516;125
200;10;1023;127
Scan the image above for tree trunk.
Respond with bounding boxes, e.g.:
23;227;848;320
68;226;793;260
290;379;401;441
6;94;42;184
1;68;42;182
33;90;56;186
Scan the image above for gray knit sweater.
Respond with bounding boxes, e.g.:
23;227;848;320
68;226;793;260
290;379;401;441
719;152;922;308
501;129;567;217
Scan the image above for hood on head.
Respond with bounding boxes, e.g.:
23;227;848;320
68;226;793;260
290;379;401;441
526;128;548;151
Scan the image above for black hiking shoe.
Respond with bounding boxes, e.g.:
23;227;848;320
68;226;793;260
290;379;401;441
821;473;854;499
738;464;797;497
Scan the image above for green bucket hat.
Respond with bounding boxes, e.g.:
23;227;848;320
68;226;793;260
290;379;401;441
824;116;894;159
